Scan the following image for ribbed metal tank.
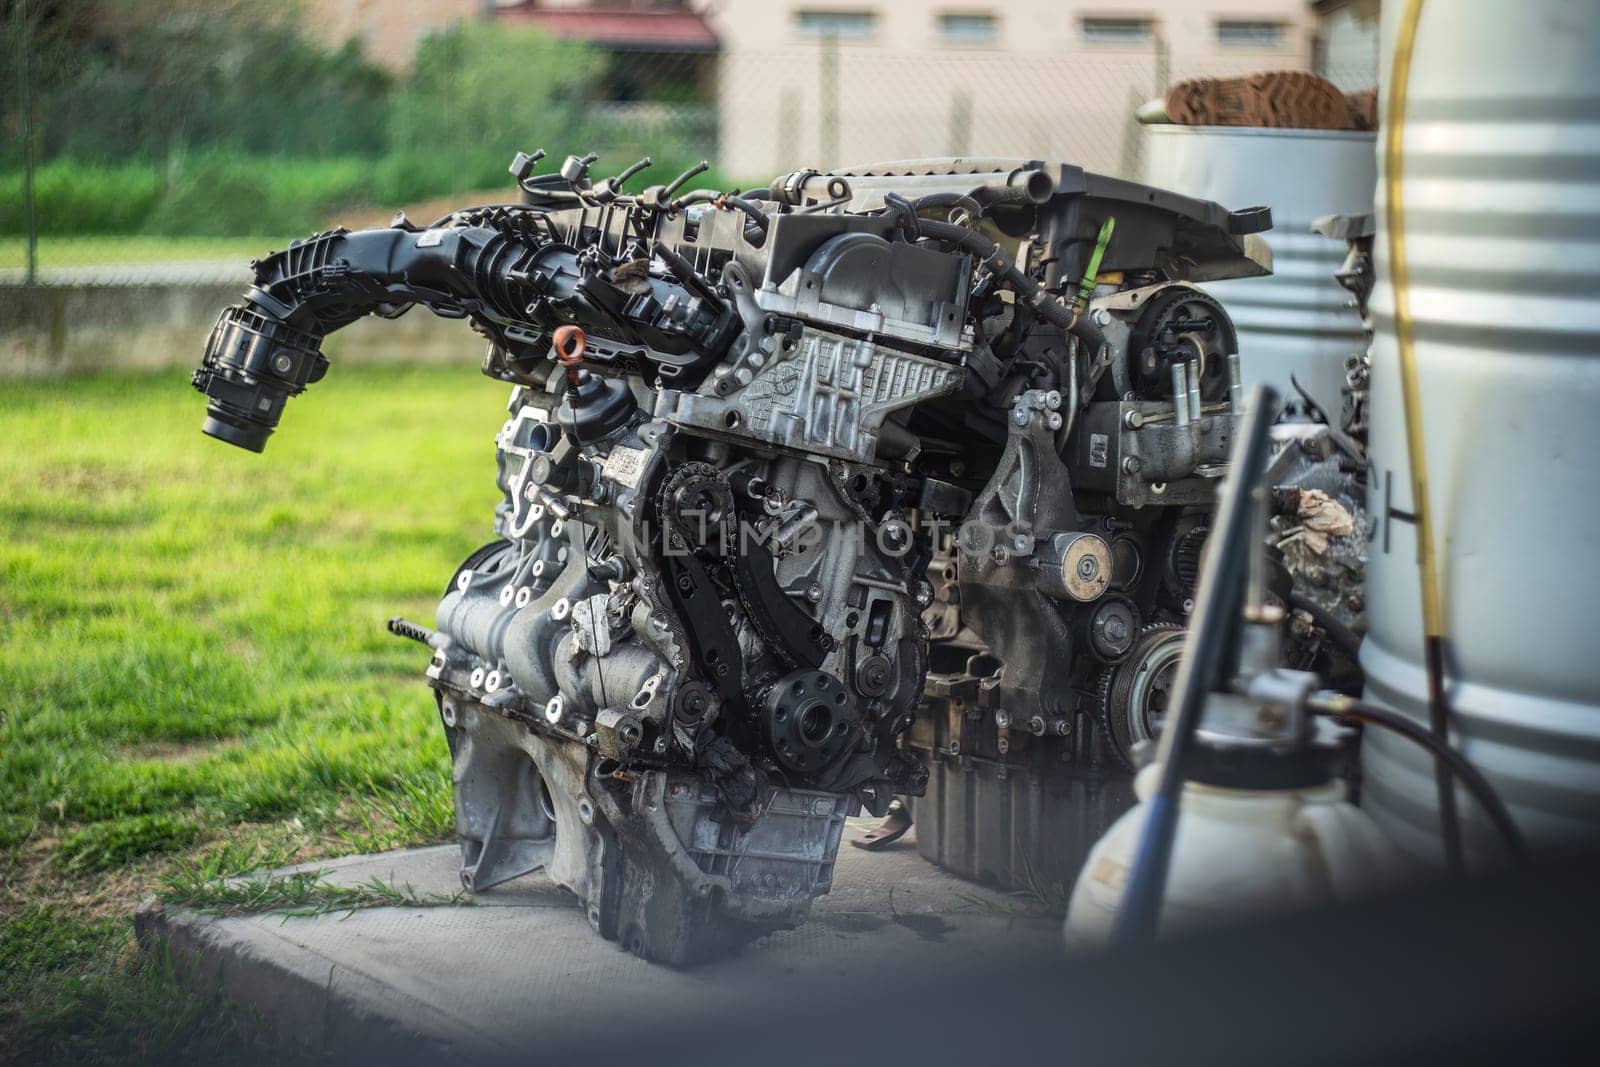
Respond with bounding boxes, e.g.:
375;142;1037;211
1142;125;1376;416
1360;0;1600;864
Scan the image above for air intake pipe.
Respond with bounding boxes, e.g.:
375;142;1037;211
193;220;737;452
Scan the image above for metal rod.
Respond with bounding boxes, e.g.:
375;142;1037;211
1111;383;1279;946
1172;362;1190;427
18;0;38;286
819;31;840;167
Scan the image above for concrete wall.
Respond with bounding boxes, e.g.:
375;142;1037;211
0;284;488;380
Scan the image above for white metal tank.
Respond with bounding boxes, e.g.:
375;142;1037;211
1143;126;1376;416
1360;0;1600;865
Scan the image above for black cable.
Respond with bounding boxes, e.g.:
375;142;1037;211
881;193;1075;331
1286;592;1362;661
1312;694;1527;862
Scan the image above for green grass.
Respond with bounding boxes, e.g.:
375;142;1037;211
0;906;278;1064
0;362;508;1060
158;868;467;919
0;236;293;270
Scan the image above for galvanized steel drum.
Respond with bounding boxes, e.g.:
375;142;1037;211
1143;125;1376;416
1361;0;1600;864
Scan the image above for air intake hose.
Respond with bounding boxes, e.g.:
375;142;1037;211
193;220;738;452
193;224;547;452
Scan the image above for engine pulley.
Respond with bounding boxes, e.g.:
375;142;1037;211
762;670;859;775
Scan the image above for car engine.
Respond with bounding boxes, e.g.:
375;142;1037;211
192;154;1270;963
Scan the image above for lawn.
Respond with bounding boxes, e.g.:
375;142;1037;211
0;362;511;1061
0;236;294;271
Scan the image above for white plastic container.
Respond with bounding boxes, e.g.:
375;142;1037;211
1064;764;1403;947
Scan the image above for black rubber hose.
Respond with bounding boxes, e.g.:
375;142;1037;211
1311;694;1527;862
1287;592;1363;661
909;191;984;222
720;194;771;236
882;193;1073;330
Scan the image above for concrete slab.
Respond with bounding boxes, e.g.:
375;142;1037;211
136;820;1060;1059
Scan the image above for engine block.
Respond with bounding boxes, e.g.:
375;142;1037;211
192;154;1270;962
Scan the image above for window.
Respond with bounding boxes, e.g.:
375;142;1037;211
939;13;998;43
1217;19;1287;48
794;10;878;39
1080;17;1153;45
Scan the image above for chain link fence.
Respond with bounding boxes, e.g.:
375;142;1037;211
2;6;1372;285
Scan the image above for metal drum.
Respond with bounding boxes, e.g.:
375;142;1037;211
1143;125;1376;416
1361;0;1600;864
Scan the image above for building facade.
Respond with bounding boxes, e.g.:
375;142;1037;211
304;2;1362;182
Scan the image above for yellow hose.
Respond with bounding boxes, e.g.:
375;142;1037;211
1385;0;1464;872
1384;0;1444;643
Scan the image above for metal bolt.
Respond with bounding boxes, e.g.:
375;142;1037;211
805;583;824;603
1029;715;1047;737
1102;614;1130;643
994;709;1011;729
1012;408;1030;427
1122;456;1143;475
1091;308;1111;327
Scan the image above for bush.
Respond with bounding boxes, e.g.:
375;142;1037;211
139;154;372;237
0;160;161;236
389;23;604;190
0;18;727;239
